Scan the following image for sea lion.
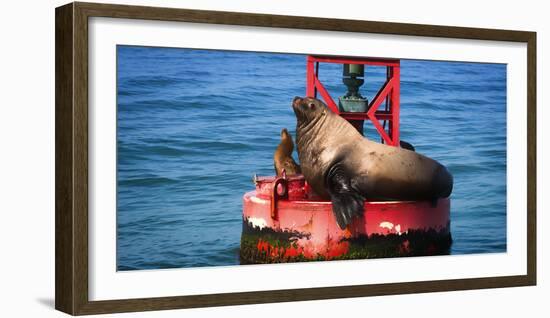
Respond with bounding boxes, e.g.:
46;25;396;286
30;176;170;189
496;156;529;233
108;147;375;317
274;128;301;176
292;96;453;229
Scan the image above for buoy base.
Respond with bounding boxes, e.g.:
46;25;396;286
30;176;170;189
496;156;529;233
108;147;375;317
240;218;451;264
240;175;452;264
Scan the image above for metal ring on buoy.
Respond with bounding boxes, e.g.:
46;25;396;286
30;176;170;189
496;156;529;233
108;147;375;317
271;176;288;220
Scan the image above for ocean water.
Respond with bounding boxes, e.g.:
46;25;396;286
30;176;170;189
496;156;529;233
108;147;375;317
116;46;507;270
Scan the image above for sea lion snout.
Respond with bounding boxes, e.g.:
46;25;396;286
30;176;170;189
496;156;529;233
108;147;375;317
292;96;302;106
291;96;305;119
292;96;303;111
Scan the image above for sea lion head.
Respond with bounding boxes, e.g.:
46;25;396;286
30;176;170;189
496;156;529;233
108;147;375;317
281;127;290;139
279;128;293;153
292;96;327;125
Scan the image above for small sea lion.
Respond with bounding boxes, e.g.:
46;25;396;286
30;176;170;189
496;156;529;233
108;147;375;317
292;96;453;229
274;128;301;176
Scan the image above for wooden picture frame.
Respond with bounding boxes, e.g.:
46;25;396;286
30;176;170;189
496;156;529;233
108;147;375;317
55;2;537;315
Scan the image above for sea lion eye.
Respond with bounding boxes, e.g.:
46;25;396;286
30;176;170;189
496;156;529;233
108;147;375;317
308;102;316;109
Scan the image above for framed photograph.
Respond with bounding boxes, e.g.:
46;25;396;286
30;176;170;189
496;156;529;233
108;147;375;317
55;2;536;315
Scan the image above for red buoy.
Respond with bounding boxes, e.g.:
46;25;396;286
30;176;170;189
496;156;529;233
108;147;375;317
240;175;451;264
240;55;452;264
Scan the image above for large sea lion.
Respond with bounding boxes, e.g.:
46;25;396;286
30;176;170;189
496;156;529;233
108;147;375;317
274;128;301;176
292;96;453;229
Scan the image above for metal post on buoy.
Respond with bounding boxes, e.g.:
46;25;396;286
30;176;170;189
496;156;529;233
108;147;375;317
339;63;368;134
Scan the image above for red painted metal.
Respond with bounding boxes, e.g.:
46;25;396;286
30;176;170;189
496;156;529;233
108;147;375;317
308;56;400;67
306;55;401;146
243;175;450;260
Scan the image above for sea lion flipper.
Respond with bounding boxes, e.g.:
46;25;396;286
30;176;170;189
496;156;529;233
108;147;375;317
325;164;365;230
399;140;416;152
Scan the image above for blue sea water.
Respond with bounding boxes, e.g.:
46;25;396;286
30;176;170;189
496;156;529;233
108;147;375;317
116;46;507;270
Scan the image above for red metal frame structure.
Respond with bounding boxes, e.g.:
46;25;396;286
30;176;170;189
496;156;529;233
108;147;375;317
306;55;401;146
